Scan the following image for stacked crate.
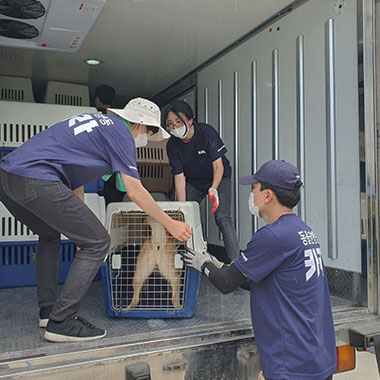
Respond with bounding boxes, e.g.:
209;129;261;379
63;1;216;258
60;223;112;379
136;141;173;195
0;83;104;287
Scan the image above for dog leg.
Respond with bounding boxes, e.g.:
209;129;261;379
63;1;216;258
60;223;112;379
170;274;181;310
158;254;182;310
127;247;155;310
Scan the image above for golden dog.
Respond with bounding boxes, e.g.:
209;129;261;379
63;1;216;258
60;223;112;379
127;216;182;310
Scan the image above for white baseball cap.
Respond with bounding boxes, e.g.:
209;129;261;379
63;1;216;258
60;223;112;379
107;97;170;141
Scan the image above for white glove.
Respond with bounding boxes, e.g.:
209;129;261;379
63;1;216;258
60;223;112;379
182;247;223;272
208;187;219;213
208;254;224;269
182;247;212;272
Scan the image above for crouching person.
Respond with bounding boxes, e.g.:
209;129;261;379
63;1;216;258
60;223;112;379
183;160;336;380
0;98;192;343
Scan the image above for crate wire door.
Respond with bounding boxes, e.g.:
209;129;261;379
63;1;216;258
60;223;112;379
106;210;187;312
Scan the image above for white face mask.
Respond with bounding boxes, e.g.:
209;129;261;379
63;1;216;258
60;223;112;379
248;191;266;218
170;125;189;139
134;132;148;148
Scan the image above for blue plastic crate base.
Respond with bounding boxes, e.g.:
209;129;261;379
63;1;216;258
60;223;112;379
0;240;76;288
101;251;200;319
102;202;204;318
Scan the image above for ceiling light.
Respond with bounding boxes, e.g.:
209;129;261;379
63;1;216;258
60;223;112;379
86;59;101;66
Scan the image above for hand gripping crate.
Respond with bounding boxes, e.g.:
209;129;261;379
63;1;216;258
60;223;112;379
0;194;105;288
101;201;205;318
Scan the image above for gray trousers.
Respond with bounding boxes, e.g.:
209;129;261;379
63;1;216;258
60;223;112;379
186;177;239;261
0;168;110;321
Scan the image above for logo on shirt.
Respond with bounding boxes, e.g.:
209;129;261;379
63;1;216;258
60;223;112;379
68;114;114;136
93;113;114;126
217;145;225;152
128;165;138;171
304;248;324;281
240;251;248;262
198;150;206;155
298;230;319;246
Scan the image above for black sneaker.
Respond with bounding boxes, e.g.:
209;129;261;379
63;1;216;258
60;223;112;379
39;307;53;328
44;316;107;343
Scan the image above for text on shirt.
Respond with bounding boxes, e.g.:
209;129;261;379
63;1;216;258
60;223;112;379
304;248;324;281
68;114;114;136
298;230;319;246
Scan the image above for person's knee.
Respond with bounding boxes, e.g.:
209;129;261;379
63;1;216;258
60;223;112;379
94;233;110;258
76;231;110;260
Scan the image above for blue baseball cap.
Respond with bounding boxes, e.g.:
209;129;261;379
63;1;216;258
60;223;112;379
239;160;302;190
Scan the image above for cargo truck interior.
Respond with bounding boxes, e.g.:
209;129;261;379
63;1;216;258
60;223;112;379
1;0;380;378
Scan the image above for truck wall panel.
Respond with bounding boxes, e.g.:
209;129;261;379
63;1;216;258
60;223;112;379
198;0;360;272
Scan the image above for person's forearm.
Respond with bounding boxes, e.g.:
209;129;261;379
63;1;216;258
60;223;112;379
174;174;186;201
132;188;175;229
211;162;224;190
121;172;192;242
201;262;248;294
122;175;174;229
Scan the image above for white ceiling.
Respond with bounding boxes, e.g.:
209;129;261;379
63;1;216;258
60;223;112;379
0;0;294;102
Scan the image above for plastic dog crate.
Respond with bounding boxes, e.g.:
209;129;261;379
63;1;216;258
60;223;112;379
0;146;15;161
0;240;76;288
43;81;90;106
0;75;35;102
136;140;173;194
0;101;97;147
101;201;204;318
84;178;104;193
0;194;105;287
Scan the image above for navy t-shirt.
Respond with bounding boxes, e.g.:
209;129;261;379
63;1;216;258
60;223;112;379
234;214;336;380
166;123;231;193
1;113;139;190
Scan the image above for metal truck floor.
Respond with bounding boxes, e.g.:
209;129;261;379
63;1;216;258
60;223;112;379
0;277;251;361
0;277;376;363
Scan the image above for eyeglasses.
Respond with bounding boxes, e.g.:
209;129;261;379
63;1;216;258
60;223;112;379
166;120;185;129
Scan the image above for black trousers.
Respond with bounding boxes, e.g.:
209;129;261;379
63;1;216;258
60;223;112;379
0;168;110;321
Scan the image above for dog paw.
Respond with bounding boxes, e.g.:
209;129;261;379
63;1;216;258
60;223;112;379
126;301;138;311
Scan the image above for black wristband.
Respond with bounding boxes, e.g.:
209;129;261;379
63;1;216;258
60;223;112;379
201;261;209;273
